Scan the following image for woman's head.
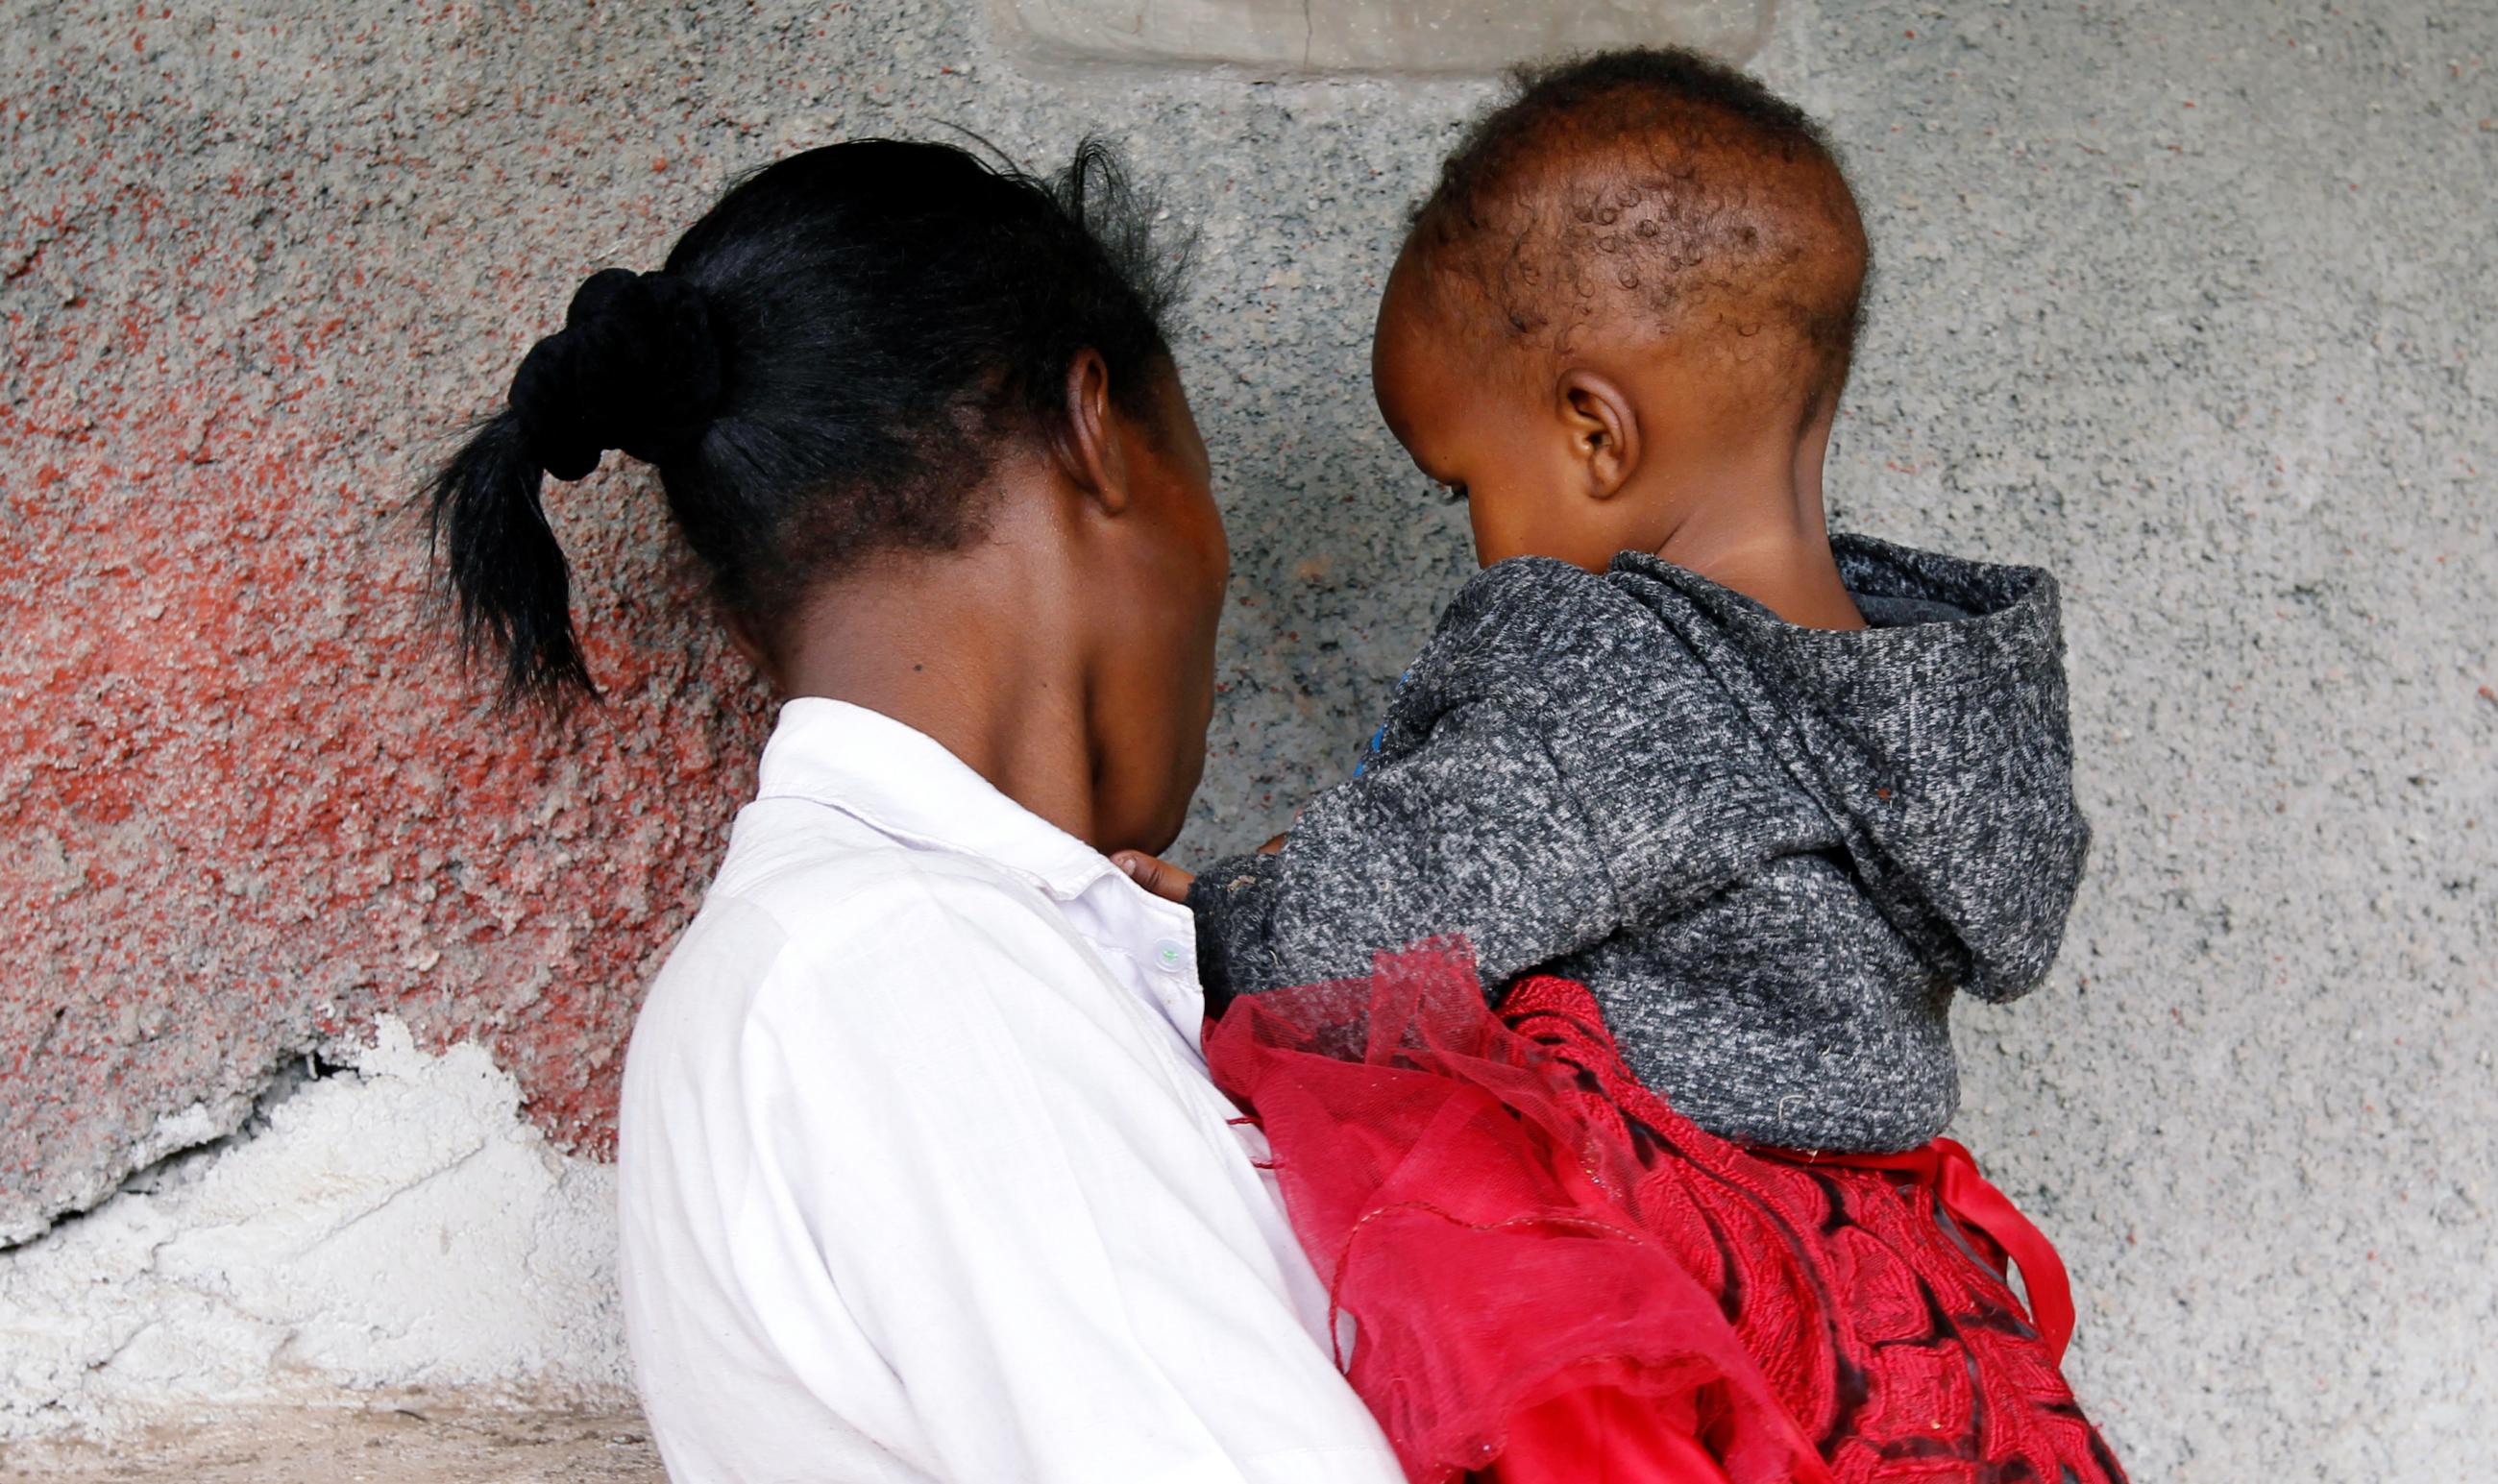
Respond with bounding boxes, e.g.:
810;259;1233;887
429;137;1227;849
430;136;1191;701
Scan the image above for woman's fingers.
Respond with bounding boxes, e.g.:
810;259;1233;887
1114;850;1196;903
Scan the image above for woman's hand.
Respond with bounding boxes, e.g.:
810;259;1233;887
1115;828;1288;905
1114;850;1196;903
1115;815;1295;905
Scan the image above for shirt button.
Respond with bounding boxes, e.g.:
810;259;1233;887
1154;938;1188;974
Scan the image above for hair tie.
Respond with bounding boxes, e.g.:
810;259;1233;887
507;268;725;481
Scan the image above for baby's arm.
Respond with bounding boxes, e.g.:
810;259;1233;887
1150;699;1625;1004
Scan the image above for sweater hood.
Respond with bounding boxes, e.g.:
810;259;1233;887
1598;535;2090;1003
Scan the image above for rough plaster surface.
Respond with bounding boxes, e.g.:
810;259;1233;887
999;0;1775;75
0;1018;626;1443
2;0;2491;1476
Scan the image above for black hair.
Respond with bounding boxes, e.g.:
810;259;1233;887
1410;47;1869;401
427;136;1187;707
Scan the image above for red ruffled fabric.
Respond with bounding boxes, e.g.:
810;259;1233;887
1206;944;2126;1484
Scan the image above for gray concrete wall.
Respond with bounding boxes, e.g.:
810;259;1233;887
3;0;2491;1476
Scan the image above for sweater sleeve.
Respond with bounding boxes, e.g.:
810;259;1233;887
1188;699;1624;1005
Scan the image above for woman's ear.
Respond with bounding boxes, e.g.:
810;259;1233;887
1557;369;1638;500
1053;347;1132;516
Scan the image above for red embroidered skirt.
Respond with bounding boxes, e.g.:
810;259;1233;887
1205;945;2127;1484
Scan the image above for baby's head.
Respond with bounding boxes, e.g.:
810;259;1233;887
1376;49;1870;572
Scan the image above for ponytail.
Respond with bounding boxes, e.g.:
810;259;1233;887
427;268;725;706
425;413;592;705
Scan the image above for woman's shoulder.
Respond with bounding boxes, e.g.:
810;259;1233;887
686;799;1081;989
627;822;1114;1111
710;797;1027;918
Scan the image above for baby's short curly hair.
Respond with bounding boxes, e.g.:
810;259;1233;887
1410;48;1870;405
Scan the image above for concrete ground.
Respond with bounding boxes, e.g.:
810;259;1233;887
0;1395;662;1484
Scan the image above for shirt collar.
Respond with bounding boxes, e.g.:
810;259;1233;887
754;696;1118;901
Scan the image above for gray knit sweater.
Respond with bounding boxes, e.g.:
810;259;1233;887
1188;534;2090;1153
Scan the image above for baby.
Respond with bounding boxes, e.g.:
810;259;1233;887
1131;48;2090;1157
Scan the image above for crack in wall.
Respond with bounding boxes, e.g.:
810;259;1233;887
7;1048;354;1254
0;1021;629;1442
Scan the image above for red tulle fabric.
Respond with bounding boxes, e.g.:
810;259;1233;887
1206;945;2126;1484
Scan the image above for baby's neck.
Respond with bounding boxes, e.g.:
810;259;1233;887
1631;390;1862;629
1652;499;1866;632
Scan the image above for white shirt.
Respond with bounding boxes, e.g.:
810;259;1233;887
617;698;1403;1484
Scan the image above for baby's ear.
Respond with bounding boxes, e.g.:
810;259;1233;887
1556;369;1639;499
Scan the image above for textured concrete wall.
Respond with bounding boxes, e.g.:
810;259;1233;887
3;0;2491;1475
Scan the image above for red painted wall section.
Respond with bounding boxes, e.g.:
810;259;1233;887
0;9;781;1239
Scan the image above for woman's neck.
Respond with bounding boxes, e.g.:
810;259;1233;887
771;534;1103;844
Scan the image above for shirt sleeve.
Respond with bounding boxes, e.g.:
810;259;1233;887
732;873;1405;1484
1189;698;1625;1005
